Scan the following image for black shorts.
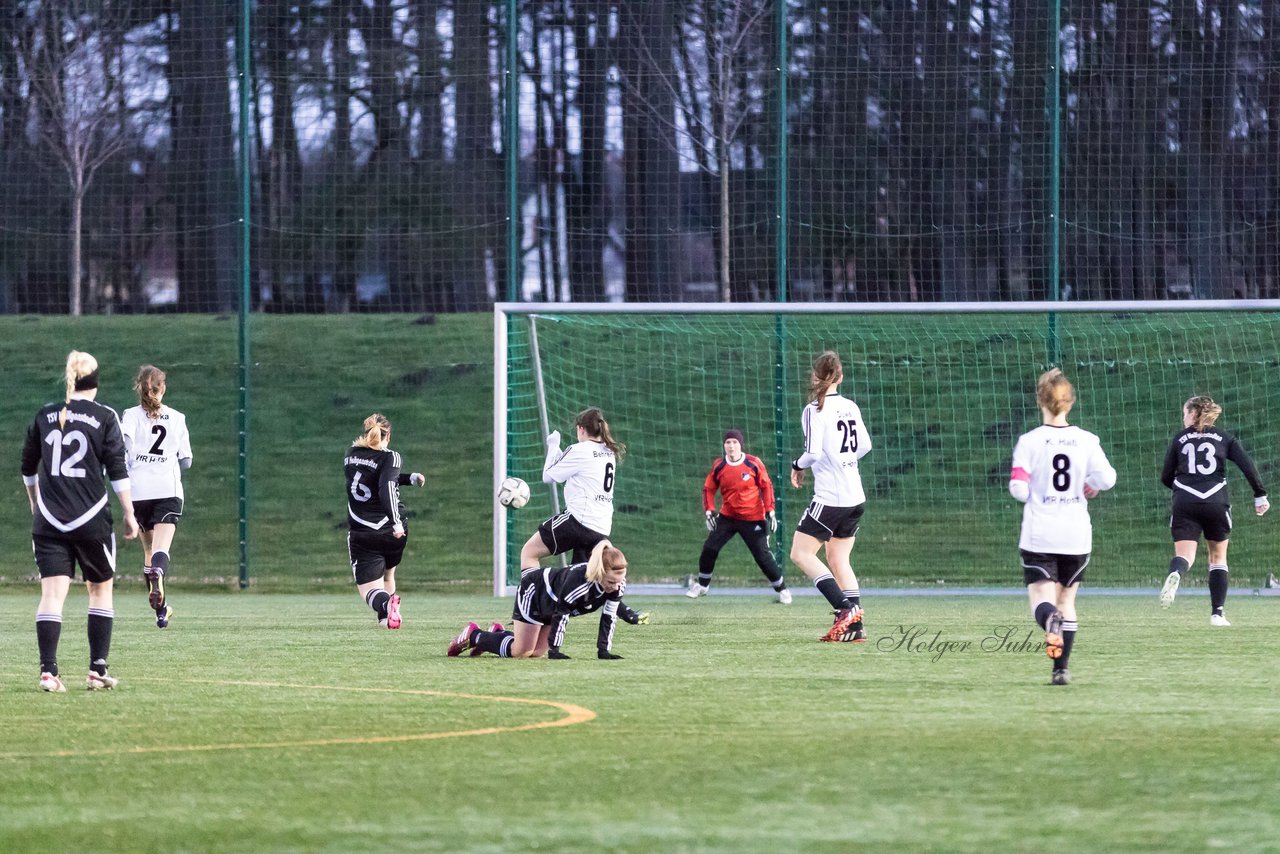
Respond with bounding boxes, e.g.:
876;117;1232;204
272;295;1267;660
133;497;184;531
33;533;117;583
347;531;406;585
511;566;553;626
1020;550;1090;587
537;513;608;563
796;501;864;541
1170;498;1232;542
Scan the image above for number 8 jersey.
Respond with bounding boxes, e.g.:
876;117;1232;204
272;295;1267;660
1011;424;1116;554
21;399;131;538
121;404;192;501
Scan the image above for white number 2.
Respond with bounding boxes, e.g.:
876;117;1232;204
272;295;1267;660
45;429;89;478
349;471;373;502
1181;441;1218;475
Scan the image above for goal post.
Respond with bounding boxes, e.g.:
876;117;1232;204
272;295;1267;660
495;301;1280;595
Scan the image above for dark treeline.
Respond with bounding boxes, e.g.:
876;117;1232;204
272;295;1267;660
1;1;1277;314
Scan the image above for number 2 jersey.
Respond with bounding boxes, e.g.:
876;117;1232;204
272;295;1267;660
1160;426;1266;505
121;404;192;501
1011;424;1116;554
344;445;415;536
21;398;130;539
543;439;616;535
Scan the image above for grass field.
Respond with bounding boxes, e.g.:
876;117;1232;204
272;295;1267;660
2;590;1278;852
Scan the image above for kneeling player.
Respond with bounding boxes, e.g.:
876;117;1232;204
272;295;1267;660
448;540;629;659
1009;369;1116;686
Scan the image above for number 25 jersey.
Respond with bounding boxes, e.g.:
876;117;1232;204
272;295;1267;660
1011;424;1116;555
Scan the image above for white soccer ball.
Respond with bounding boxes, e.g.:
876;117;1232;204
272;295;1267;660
498;476;530;509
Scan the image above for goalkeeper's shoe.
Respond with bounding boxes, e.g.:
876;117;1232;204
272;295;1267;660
144;568;165;611
685;582;708;599
39;672;66;693
777;588;793;605
447;622;480;657
820;606;862;643
156;605;173;629
86;671;119;691
385;594;402;630
1044;609;1065;660
1050;668;1071;686
1158;572;1180;609
471;622;503;657
1209;613;1231;627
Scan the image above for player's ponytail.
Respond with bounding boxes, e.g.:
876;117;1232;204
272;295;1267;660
808;351;843;411
61;350;99;428
1184;396;1222;432
576;406;626;462
134;365;167;419
1036;368;1075;417
586;539;626;584
354;413;391;450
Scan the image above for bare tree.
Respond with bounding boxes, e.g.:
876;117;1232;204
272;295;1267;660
19;0;131;315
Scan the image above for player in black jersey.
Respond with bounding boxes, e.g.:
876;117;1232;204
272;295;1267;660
1158;396;1269;625
447;540;629;659
21;351;138;693
344;414;424;629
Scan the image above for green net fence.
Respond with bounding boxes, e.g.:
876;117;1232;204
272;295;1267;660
2;3;1280;590
502;307;1280;588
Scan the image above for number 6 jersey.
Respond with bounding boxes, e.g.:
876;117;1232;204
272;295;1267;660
21;399;131;539
121;404;192;501
1011;424;1116;554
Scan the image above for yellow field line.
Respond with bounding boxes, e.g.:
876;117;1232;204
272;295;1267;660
0;678;596;759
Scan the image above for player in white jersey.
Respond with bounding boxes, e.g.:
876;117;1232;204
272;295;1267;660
789;351;873;643
518;407;625;567
120;365;192;628
1009;369;1116;686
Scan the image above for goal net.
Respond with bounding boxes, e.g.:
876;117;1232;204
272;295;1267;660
494;303;1280;594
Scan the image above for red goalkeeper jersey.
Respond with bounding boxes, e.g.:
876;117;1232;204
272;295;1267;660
703;454;775;521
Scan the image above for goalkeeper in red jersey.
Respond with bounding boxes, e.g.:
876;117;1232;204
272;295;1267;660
686;429;791;603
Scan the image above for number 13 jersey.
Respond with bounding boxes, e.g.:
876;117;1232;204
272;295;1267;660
1160;426;1266;504
121;404;192;501
1011;424;1115;554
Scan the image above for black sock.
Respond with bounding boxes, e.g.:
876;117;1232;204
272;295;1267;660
152;551;170;575
1033;601;1057;630
842;589;861;609
474;629;514;656
1208;565;1228;613
813;573;846;609
697;548;718;585
1168;555;1190;577
1058;621;1077;669
365;589;391;620
772;578;787;592
696;571;713;588
36;615;61;676
87;609;113;674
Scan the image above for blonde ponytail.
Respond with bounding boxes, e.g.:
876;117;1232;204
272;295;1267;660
354;413;391;450
61;350;99;428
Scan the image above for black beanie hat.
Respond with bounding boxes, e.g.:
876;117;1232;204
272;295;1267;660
723;429;745;445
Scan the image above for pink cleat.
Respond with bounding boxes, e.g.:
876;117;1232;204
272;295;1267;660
471;622;504;656
386;594;402;629
447;622;480;657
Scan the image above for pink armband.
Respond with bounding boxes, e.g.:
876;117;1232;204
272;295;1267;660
1010;467;1030;482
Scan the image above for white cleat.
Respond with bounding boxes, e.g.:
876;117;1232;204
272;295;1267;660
777;588;793;605
39;672;66;693
1158;572;1180;608
685;582;708;599
86;671;119;690
1209;613;1231;627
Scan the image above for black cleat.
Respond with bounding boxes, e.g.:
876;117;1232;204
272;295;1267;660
156;605;173;629
1051;668;1071;686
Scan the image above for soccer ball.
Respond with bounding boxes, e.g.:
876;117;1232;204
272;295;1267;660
498;476;530;509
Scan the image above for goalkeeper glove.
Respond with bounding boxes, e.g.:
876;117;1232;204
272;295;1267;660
705;511;717;532
767;510;777;533
597;650;624;660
